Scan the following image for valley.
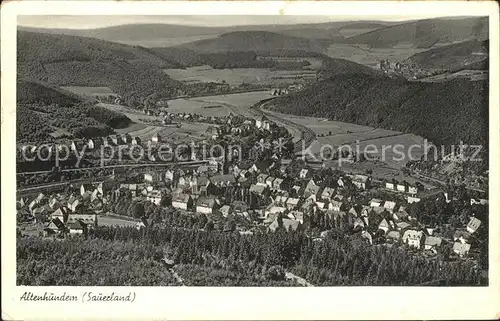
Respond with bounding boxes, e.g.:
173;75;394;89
14;14;490;289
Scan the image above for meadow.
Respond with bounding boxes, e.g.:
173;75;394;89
61;86;115;96
164;65;317;86
324;43;427;68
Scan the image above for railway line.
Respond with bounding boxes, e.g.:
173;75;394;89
253;98;317;154
17;160;211;176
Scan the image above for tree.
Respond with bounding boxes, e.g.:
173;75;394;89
133;202;145;218
204;221;215;232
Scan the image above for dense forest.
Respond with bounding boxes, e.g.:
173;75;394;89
17;31;181;99
17;79;86;106
177;31;331;53
269;74;488;148
198;52;310;69
16;78;132;143
16;106;53;143
17;223;483;286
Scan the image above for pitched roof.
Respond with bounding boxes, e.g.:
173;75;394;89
467;217;482;232
402;229;424;241
250;184;267;194
378;218;390;228
172;193;191;203
453;242;471;253
386;231;401;239
396;222;411;230
197;197;216;208
352;174;369;183
425;236;442;247
211;174;236;184
383;201;396;211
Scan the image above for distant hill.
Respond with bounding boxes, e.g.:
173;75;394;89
318;57;385;78
177;31;331;53
276;28;345;41
18;31;181;99
347;17;488;48
18;21;398;46
405;39;489;71
338;22;388;30
268;74;488;147
334;22;389;37
147;47;205;67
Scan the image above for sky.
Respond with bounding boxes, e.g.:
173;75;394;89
17;15;446;29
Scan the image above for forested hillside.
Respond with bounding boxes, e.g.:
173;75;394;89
276;28;345;41
178;31;331;53
143;47;203;68
17;225;483;286
268;74;488;147
347;17;488;48
17;79;132;143
17;31;181;99
17;79;86;105
405;39;489;71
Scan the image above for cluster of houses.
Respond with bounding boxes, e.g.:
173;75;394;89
17;182;105;235
17;139;485;259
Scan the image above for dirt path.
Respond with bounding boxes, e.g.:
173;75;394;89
285;271;314;287
169;267;185;286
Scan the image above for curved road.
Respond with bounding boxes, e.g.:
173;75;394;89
191;96;317;154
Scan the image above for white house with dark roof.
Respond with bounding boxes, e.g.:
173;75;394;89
268;218;300;232
378;219;391;234
402;229;425;249
172;194;193;210
321;187;335;200
466;217;481;234
299;168;310;179
285;197;300;210
147;190;163;205
196;197;217;215
369;198;383;208
386;230;401;242
383;201;397;213
453;242;471;257
351;174;370;190
424;236;442;252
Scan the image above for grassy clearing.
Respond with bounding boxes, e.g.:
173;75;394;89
164;65;316;86
159;122;213;143
98;215;138;227
324;44;427;68
60;86;115;96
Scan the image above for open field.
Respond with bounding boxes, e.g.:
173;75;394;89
61;86;116;96
263;112;382;135
96;102;161;123
159;122;213;142
167;98;231;117
115;35;219;48
98;215;138;227
265;109;425;168
325;43;427;68
164;65;317;85
168;91;273;118
115;124;164;141
418;70;488;83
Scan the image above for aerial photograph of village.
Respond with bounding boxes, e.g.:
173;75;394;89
16;14;489;286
